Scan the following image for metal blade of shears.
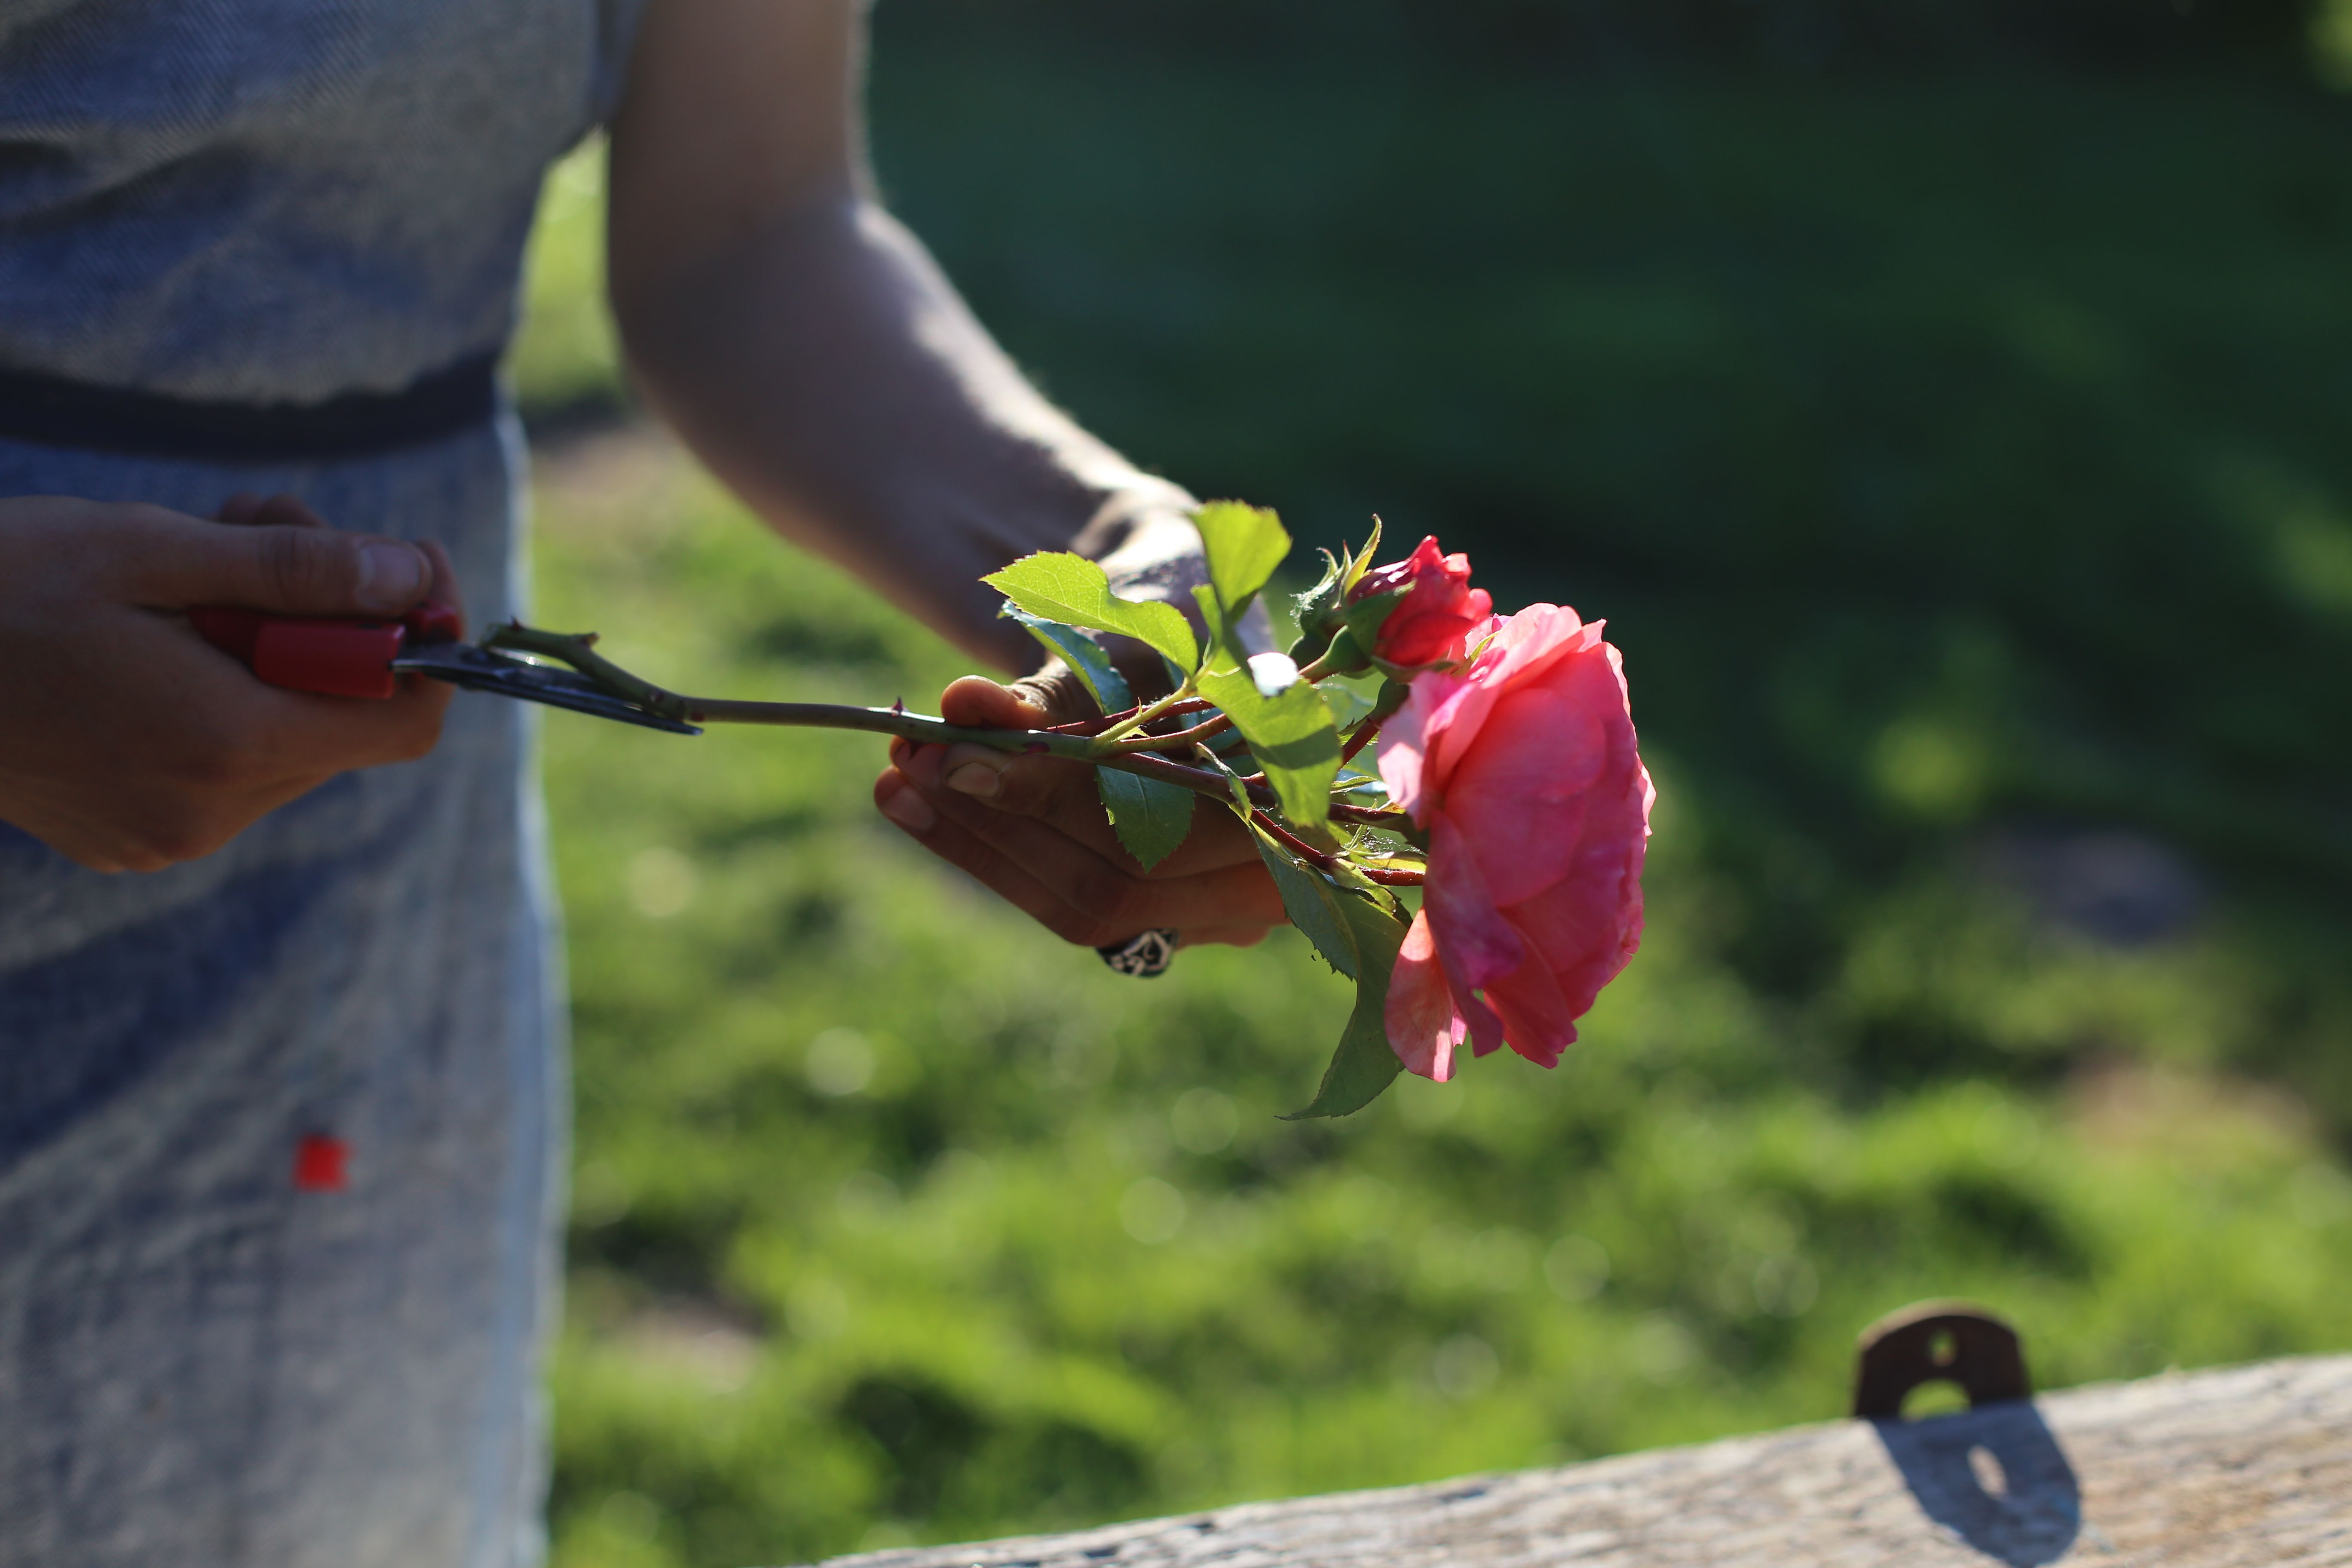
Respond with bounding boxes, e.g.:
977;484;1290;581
391;642;704;735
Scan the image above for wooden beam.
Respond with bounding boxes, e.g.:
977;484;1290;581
800;1355;2352;1567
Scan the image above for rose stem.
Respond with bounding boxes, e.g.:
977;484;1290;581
1096;712;1234;755
482;622;1302;817
1251;809;1424;886
674;695;1277;810
1046;698;1215;737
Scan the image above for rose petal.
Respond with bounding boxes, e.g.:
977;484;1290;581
1375;668;1464;824
1441;679;1612;905
1422;816;1517;1057
1384;910;1467;1081
1427;606;1599;788
1489;815;1648;1020
1479;925;1583;1069
1482;770;1648;1070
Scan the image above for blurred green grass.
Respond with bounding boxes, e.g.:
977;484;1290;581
514;36;2352;1568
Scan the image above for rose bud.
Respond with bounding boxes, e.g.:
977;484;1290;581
1348;536;1494;669
1375;604;1652;1082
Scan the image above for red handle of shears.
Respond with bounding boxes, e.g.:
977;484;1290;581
188;602;464;700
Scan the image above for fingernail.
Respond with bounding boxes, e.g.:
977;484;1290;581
356;542;426;612
947;761;1003;799
880;785;936;835
901;744;944;787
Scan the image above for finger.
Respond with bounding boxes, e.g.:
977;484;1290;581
875;769;1112;945
915;744;1136;866
911;772;1289;934
254;493;329;530
1006;665;1106;726
115;607;456;778
211;674;454;779
216;492;327;530
909;741;1266;878
417;538;465;631
8;744;378;872
112;511;434;617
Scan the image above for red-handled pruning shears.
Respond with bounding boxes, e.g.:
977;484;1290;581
188;607;704;735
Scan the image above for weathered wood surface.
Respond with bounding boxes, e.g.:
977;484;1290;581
807;1356;2352;1568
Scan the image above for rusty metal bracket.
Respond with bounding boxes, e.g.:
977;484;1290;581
1852;1300;2031;1419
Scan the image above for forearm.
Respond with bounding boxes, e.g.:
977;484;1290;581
613;189;1203;674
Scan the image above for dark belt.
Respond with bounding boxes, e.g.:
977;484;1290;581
0;351;501;462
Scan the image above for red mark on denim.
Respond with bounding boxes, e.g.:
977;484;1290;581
293;1134;349;1192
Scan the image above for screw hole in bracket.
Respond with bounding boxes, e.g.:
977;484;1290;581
1851;1300;2030;1420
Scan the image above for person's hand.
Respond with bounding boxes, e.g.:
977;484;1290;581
873;670;1287;953
0;492;460;873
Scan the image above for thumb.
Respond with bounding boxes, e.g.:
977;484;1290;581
939;674;1055;729
117;510;433;617
940;663;1107;729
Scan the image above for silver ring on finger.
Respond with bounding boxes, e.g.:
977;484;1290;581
1096;928;1179;978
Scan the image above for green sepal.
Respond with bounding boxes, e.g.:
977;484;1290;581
1287;548;1347;666
983;552;1200;673
1338;515;1384;596
1339;587;1406;654
1000;604;1134;715
1293;548;1344;621
1194;667;1341;832
1311;625;1372;678
1095;768;1197;871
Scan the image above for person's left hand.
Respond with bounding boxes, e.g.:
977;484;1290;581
873;672;1286;953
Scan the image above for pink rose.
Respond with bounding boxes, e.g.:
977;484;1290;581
1375;604;1653;1081
1349;536;1494;669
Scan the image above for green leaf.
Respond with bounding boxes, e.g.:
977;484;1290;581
1243;829;1409;1118
1001;605;1134;714
1095;767;1197;871
1194;501;1290;614
1193;583;1243;674
1194;667;1341;830
983;552;1200;673
1292;897;1409;1119
1320;675;1381;731
1256;835;1358;972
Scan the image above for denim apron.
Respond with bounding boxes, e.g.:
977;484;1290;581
0;3;640;1563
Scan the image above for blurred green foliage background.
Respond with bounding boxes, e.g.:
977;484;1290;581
511;8;2352;1566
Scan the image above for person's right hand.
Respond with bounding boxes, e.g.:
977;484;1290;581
0;493;460;873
